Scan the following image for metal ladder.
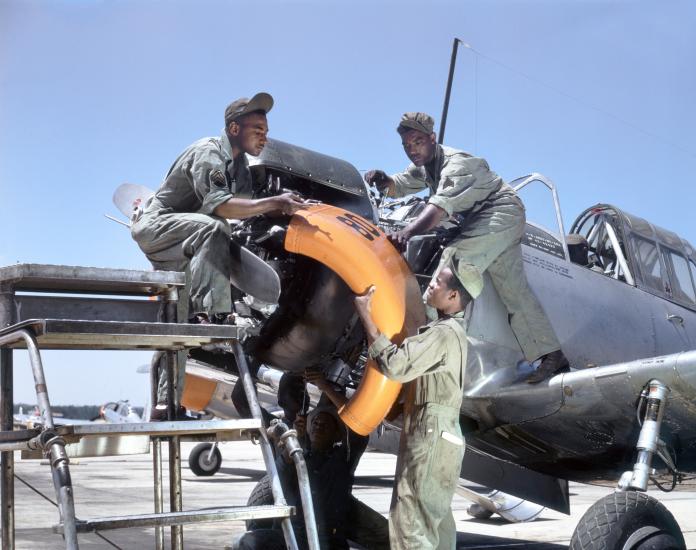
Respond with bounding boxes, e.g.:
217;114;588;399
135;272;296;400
0;264;317;549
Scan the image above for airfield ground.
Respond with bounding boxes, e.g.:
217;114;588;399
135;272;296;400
11;440;696;549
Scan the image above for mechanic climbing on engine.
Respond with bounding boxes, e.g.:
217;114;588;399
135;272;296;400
131;92;306;323
131;93;308;419
364;112;568;383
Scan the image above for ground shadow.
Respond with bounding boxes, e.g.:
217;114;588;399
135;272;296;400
457;532;567;549
353;475;395;488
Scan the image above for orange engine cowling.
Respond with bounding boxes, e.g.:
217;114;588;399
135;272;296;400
284;204;425;435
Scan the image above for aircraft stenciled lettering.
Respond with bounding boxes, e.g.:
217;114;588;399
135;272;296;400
527;255;573;279
336;212;381;241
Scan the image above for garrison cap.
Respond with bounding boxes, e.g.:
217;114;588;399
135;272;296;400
224;92;274;127
397;112;435;135
451;259;484;299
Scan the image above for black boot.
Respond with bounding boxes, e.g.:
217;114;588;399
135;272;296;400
149;405;194;421
526;350;569;384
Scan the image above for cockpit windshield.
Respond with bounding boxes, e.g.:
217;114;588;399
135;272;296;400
570;204;696;311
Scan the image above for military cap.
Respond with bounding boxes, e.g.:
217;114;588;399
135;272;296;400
451;259;484;299
224;92;274;127
397;112;435;135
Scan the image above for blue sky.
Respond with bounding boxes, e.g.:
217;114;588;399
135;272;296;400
1;0;695;405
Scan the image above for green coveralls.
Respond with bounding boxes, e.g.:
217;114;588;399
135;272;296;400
369;312;468;550
132;132;253;315
131;133;252;403
390;144;560;362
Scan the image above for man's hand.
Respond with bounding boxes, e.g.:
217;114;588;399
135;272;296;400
354;285;376;318
273;192;307;216
304;369;330;392
364;169;393;192
293;414;307;440
388;229;412;251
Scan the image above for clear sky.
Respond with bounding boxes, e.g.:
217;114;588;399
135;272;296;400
1;0;695;405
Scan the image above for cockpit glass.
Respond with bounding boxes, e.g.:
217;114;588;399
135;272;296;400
631;236;664;292
666;250;696;303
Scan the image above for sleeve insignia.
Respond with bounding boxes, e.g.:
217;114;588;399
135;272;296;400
210;170;227;188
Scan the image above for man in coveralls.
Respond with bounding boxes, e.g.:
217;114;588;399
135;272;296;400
131;93;306;418
365;112;568;383
131;92;305;322
354;263;481;549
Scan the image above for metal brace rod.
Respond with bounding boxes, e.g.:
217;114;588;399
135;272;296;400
164;284;183;550
153;438;164;550
1;347;14;550
232;341;305;550
269;421;320;549
0;328;78;549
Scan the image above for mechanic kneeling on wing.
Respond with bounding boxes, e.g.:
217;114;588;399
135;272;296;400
354;262;480;550
365;112;568;383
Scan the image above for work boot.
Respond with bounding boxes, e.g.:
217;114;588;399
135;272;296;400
526;350;570;384
189;312;235;325
210;312;235;325
188;312;211;324
149;405;193;422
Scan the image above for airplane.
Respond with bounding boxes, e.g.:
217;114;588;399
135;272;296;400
110;132;696;548
14;400;142;429
98;400;143;424
13;406;87;428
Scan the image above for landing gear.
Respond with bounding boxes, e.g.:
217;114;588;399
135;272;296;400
188;442;222;476
570;491;684;550
570;379;686;550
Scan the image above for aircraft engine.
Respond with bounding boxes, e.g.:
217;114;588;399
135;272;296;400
218;139;425;435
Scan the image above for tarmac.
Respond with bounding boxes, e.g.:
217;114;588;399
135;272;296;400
11;440;696;549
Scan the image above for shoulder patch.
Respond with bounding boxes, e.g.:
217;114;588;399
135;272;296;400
210;170;227;188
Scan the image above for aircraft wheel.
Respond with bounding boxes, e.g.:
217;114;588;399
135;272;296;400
188;443;222;477
467;503;494;520
570;491;685;550
246;475;274;531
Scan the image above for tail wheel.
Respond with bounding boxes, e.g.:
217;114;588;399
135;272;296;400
570;491;685;550
188;443;222;477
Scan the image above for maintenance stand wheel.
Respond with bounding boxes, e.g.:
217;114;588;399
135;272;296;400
188;442;222;477
246;475;274;531
570;491;685;550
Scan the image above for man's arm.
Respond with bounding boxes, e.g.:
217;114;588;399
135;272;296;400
364;166;427;199
213;192;306;219
368;327;448;383
188;143;308;219
353;286;380;345
389;203;447;249
304;370;347;410
354;286;447;383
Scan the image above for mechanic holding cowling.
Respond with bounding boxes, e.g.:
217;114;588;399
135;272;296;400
365;112;568;384
354;263;480;550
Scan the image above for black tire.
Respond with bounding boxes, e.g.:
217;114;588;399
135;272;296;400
188;443;222;477
246;474;274;531
570;491;685;550
467;503;495;520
